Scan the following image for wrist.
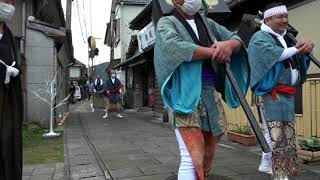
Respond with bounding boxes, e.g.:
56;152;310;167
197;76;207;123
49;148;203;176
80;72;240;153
227;40;241;52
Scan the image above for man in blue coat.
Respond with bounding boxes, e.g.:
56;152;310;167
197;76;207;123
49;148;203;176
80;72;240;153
248;2;314;179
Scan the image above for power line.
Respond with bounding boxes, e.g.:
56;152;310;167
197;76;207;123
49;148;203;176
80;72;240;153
75;0;87;43
81;0;89;38
90;0;92;36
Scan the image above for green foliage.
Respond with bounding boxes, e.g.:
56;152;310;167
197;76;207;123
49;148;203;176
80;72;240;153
299;137;320;152
234;125;254;135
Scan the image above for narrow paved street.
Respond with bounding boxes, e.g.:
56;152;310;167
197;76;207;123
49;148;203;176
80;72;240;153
63;102;320;180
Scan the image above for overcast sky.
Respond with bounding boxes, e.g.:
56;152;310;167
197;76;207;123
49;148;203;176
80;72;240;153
61;0;111;67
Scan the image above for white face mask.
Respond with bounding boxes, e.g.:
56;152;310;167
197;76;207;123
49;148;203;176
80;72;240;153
0;2;15;22
180;0;202;16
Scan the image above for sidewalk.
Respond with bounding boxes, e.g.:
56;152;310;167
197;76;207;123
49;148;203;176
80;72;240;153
64;102;320;180
22;163;64;180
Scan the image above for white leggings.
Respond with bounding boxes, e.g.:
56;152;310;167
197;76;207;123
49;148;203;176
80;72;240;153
175;129;197;180
261;113;273;159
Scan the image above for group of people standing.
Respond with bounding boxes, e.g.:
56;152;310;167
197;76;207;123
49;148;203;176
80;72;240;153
154;1;314;180
0;0;316;179
89;70;124;118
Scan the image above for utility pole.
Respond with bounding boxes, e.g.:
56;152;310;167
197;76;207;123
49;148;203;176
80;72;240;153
66;0;72;30
109;0;117;64
91;56;94;78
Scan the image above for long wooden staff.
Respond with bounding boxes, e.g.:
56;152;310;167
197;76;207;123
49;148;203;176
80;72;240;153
199;13;271;153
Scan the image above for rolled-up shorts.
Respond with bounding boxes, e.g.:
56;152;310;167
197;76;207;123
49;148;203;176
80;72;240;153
174;86;227;136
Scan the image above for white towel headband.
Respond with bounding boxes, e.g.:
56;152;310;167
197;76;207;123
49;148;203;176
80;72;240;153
264;5;288;19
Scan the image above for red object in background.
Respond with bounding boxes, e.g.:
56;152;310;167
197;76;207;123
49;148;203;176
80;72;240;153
148;88;155;107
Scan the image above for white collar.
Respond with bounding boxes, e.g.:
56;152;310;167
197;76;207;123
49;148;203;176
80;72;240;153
261;23;287;38
0;33;3;40
95;79;103;85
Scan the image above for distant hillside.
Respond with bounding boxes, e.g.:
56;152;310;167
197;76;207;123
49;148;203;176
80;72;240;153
94;62;110;80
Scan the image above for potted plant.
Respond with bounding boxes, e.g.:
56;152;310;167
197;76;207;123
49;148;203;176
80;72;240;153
227;125;257;146
298;137;320;163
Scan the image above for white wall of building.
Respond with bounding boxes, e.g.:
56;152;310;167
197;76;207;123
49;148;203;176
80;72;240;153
289;0;320;74
119;5;144;62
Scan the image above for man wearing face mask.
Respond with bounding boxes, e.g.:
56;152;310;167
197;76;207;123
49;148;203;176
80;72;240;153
248;2;314;180
0;0;23;180
103;70;124;118
154;0;248;179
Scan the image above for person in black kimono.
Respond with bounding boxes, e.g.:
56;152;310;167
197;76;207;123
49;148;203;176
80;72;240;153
0;0;23;180
102;70;124;118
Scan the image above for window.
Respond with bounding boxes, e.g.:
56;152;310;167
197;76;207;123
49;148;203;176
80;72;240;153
127;68;133;89
114;18;121;47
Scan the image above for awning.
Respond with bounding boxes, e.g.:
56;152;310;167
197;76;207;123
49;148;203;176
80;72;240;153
113;54;141;69
113;45;154;69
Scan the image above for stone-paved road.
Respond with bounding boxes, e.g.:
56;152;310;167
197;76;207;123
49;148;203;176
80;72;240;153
64;102;320;180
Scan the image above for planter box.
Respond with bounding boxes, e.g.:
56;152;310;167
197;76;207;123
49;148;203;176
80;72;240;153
226;131;257;146
298;150;320;162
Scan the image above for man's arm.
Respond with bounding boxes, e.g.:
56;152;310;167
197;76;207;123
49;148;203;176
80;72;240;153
208;19;243;63
211;40;242;63
190;40;241;63
192;46;215;60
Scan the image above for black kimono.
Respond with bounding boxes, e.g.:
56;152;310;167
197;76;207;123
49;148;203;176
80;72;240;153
105;77;122;103
0;24;23;180
105;77;123;112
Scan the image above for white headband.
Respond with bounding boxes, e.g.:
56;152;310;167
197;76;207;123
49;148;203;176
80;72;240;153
263;5;288;19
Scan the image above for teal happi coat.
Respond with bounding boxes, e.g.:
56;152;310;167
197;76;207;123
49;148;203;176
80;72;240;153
154;15;249;114
249;30;310;96
248;30;310;122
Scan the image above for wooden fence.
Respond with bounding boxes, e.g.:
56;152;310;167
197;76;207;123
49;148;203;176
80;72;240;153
224;78;320;139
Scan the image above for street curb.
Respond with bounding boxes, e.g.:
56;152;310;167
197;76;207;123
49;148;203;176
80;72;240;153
63;118;71;180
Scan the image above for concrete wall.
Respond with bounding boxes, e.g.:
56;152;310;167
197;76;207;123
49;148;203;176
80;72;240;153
289;0;320;74
118;5;145;63
25;28;55;128
56;60;68;118
25;28;55;127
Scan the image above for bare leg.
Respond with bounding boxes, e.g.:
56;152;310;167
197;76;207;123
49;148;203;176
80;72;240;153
203;132;221;179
